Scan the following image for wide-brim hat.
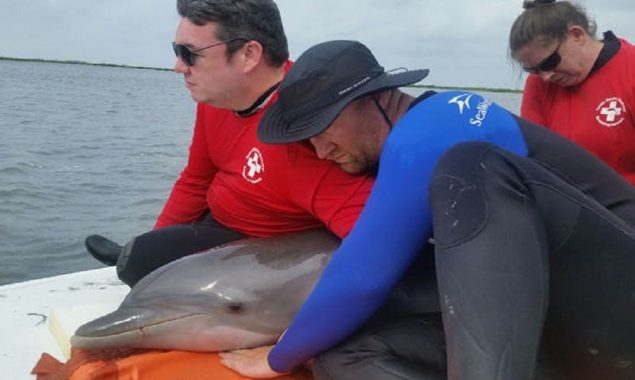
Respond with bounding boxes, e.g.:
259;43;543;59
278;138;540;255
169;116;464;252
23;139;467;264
258;40;429;144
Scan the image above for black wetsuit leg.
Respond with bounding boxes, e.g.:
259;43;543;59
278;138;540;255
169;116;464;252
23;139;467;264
312;313;447;380
312;246;445;380
429;142;635;380
117;214;244;286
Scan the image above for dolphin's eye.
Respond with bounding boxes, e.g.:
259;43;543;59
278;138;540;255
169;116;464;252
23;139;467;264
227;303;244;313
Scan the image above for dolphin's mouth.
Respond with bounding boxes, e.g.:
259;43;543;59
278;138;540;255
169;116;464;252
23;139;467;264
71;312;203;348
74;309;200;338
70;313;277;352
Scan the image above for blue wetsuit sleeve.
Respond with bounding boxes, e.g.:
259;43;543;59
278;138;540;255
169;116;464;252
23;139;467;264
268;92;529;372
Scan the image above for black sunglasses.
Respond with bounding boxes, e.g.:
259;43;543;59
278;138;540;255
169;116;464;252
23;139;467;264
523;41;563;74
172;38;246;67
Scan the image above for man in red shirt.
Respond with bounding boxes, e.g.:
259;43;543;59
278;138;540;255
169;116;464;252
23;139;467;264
85;0;373;286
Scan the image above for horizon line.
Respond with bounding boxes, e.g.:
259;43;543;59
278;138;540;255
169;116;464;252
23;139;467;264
0;56;522;93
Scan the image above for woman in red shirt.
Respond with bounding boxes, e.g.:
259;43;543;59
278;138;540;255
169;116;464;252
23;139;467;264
509;0;635;186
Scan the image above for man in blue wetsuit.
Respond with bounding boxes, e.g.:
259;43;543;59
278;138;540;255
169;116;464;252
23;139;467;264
220;40;635;380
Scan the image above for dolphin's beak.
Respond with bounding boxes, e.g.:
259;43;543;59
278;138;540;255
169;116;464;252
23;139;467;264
74;308;148;337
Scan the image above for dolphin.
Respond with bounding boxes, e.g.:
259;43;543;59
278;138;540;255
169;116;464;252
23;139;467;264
71;229;339;352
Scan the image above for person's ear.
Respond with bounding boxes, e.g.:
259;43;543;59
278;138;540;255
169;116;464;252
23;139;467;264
567;24;588;44
241;40;264;73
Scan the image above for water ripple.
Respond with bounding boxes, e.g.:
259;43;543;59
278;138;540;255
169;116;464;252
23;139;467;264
0;60;193;284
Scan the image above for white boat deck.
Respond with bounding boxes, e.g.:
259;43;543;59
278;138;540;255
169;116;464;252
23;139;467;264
0;268;127;379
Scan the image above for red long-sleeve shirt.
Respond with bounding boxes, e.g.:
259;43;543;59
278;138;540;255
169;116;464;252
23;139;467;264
156;66;373;238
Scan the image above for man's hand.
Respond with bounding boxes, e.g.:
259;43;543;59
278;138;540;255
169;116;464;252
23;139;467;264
219;345;287;378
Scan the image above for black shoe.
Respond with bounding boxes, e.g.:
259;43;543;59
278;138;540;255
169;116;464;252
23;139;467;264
85;234;123;266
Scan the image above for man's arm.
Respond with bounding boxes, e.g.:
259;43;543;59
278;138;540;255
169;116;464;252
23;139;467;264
154;158;217;229
155;105;217;229
285;143;374;238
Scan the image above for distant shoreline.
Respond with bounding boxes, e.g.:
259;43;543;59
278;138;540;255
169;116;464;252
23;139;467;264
0;56;170;72
411;84;521;94
0;56;521;93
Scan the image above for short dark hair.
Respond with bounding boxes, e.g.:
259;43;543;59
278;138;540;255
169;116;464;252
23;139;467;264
509;0;596;57
176;0;289;66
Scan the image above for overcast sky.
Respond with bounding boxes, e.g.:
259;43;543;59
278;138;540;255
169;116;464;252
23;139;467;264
2;0;634;89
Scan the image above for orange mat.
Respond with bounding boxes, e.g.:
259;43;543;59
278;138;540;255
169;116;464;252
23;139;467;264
32;348;313;380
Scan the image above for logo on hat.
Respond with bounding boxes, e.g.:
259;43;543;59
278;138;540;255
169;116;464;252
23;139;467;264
242;147;265;184
338;76;372;96
595;97;626;128
449;94;473;114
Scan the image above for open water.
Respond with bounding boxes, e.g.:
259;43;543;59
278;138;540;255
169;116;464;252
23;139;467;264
0;60;194;285
0;60;522;285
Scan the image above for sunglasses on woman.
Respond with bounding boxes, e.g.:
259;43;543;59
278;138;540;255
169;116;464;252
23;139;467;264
172;38;246;67
523;41;563;74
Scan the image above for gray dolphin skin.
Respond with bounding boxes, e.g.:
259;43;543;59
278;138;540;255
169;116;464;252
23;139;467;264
71;229;339;352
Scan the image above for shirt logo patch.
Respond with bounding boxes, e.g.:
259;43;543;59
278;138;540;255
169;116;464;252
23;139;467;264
468;97;493;127
242;147;265;184
448;93;473;114
595;97;626;127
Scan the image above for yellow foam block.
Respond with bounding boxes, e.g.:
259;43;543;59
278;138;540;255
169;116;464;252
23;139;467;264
48;304;115;359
